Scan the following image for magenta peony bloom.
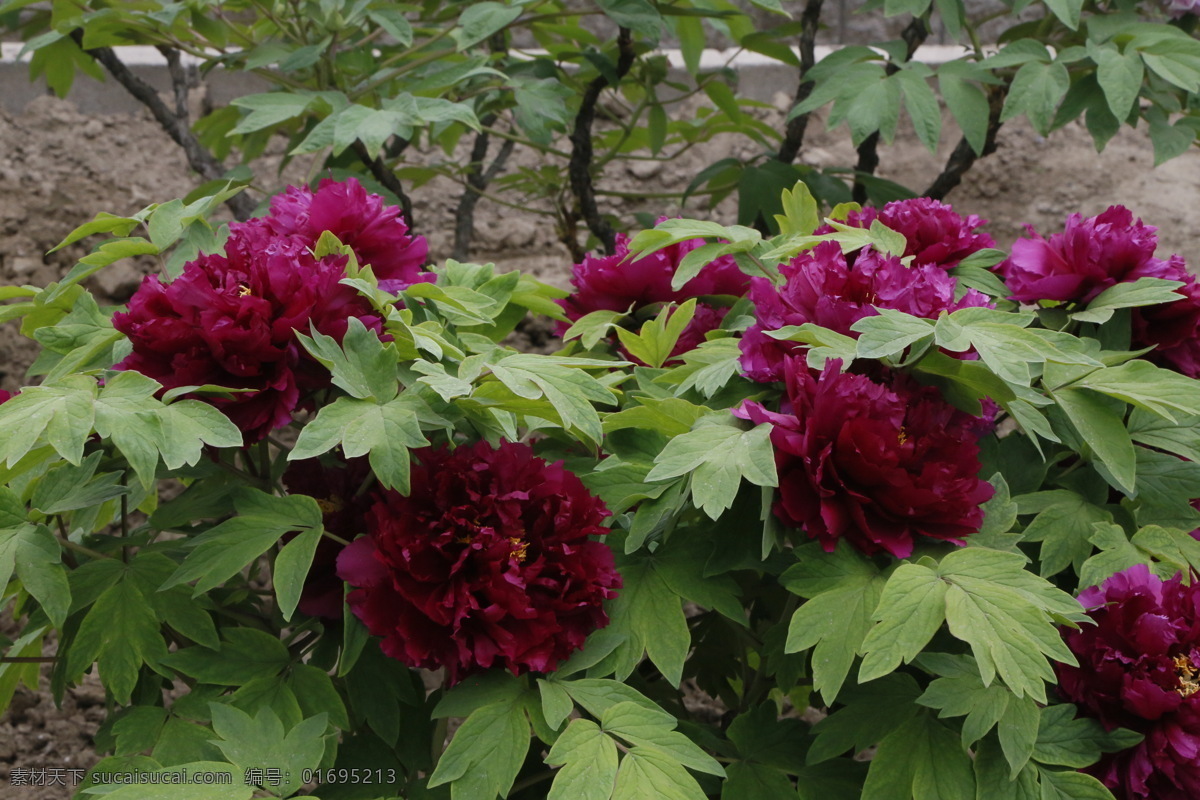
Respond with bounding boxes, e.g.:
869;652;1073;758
1056;565;1200;800
0;390;11;405
736;358;993;558
825;198;995;269
739;241;990;383
260;177;430;292
282;456;374;619
113;225;381;440
337;440;621;684
557;231;750;364
998;206;1182;305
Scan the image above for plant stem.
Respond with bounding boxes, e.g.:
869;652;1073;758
509;770;556;794
69;33;256;221
778;0;824;164
59;537;114;562
430;716;449;769
568;27;636;255
351;140;416;231
322;530;352;546
924;83;1008;199
852;15;929;203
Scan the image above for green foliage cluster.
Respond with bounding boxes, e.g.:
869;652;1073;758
6;1;1200;798
0;177;1196;799
5;0;1200;252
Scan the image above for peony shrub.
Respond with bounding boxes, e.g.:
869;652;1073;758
5;182;1200;800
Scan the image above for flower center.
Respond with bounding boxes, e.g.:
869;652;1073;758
316;496;344;514
897;426;908;445
509;537;529;563
236;283;252;297
1175;654;1199;699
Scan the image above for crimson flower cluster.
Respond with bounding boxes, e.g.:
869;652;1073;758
1056;565;1200;800
828;197;995;269
739;241;990;383
255;177;429;292
337;440;620;684
113;179;429;440
737;359;993;558
997;205;1200;377
281;456;374;619
557;230;749;363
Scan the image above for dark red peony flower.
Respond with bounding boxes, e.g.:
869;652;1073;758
1056;565;1200;800
824;198;995;269
998;206;1183;304
736;358;993;558
1131;264;1200;378
282;456;374;619
113;224;381;440
260;177;430;292
739;241;990;383
337;439;621;684
557;230;749;364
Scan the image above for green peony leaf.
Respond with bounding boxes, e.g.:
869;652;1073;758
0;375;97;466
646;416;777;519
1032;704;1142;768
857;562;949;683
851;309;934;360
783;542;886;704
162;490;323;595
861;550;1084;701
209;704;328;796
1017;490;1112;578
427;697;531;800
273;525;323;622
1072;277;1181;324
486;354;619;446
1074;360;1200;420
297;318;400;402
808;674;922;764
1036;766;1120;799
591;560;690;686
612;746;708;800
546;718;619;800
722;761;796;800
66;579;168;704
290;393;429;492
162;629;291;686
601;701;723;776
861;711;976;800
1050;387;1136;494
615;300;698;369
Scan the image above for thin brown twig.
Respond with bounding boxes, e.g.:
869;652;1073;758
351;140;416;232
452;117;517;261
851;16;929;204
923;84;1008;199
70;32;256;221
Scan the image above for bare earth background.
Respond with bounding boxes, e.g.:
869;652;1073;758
3;87;1200;798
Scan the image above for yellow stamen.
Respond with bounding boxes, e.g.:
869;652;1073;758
1175;654;1199;698
236;283;252;296
316;496;344;515
897;427;908;446
509;537;529;563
